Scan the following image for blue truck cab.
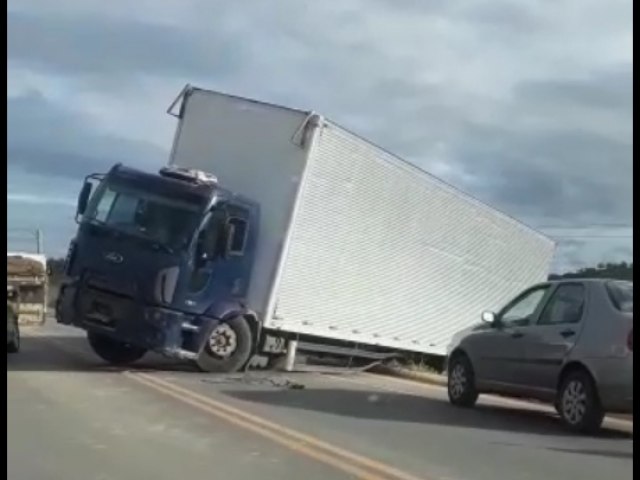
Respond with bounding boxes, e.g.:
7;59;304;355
56;163;261;372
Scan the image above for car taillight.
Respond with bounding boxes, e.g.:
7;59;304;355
627;329;633;351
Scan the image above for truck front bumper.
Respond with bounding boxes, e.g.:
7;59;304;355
56;281;218;360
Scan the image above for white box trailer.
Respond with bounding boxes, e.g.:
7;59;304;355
168;86;555;356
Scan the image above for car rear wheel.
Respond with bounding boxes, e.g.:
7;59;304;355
557;370;604;433
87;331;147;365
196;317;253;373
447;353;479;407
7;316;20;354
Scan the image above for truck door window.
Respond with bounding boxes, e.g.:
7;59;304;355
227;218;248;255
202;211;226;258
189;212;226;292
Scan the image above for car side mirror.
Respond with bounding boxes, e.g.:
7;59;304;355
76;181;93;220
481;311;497;325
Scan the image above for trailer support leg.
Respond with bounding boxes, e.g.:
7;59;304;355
284;340;298;372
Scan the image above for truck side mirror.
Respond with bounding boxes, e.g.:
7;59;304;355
76;182;93;220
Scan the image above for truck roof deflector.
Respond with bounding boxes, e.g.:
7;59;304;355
167;84;192;118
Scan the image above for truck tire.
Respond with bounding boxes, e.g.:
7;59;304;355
196;316;253;373
87;331;147;366
557;369;604;433
7;312;20;354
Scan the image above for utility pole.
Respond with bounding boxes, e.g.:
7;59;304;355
8;228;45;254
35;229;43;254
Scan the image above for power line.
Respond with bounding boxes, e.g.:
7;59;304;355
554;235;633;238
537;224;633;229
7;228;44;253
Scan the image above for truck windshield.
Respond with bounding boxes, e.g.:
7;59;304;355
84;180;204;251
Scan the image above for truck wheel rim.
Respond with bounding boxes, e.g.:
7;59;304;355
562;380;587;424
449;363;467;398
208;324;237;358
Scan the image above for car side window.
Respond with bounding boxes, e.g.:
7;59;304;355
500;287;549;327
538;284;585;325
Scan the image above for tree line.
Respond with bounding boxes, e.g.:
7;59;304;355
548;261;633;281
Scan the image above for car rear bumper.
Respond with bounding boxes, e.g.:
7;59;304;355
7;308;18;344
7;324;17;344
599;386;634;413
588;356;633;414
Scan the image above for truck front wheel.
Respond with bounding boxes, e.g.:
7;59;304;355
87;332;147;366
196;317;253;373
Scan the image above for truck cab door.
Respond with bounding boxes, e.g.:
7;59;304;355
184;204;253;314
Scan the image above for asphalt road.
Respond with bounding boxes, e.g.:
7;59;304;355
8;324;633;480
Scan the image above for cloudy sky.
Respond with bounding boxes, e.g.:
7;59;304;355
7;0;633;272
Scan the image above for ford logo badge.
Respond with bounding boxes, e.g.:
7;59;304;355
104;251;124;264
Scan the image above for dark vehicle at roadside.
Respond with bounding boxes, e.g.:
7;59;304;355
446;279;633;433
7;286;20;353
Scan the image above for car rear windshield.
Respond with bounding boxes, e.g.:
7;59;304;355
606;281;633;313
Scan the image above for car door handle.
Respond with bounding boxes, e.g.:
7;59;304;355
510;331;524;338
560;329;575;338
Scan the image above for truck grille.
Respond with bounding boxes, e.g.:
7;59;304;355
79;287;135;327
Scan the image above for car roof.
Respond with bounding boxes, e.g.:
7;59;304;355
546;278;632;286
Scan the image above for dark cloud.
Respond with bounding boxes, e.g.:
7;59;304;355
8;193;76;255
452;125;632;223
7;10;245;80
6;1;632;268
463;2;541;31
7;165;78;255
553;237;633;273
315;71;632;227
514;69;633;114
369;0;541;32
8;91;167;180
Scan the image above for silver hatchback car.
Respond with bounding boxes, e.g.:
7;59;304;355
446;278;632;433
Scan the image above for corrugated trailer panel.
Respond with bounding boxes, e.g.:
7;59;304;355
169;89;310;317
271;122;555;355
